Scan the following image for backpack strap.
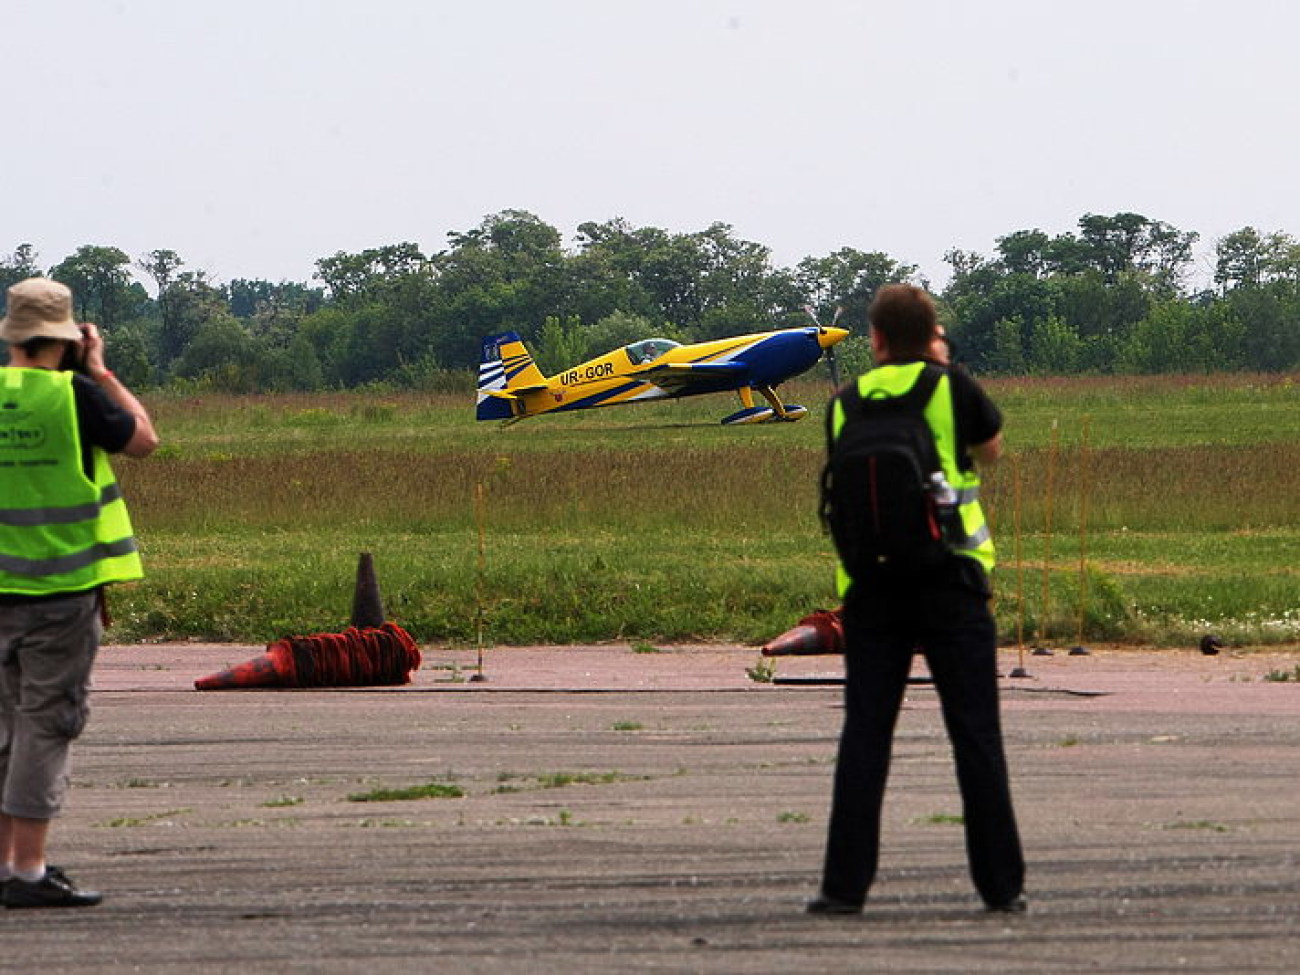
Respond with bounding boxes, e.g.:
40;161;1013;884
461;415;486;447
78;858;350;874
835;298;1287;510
892;363;943;413
825;381;860;454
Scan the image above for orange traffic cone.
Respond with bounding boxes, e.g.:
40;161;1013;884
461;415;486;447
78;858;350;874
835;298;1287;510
761;623;824;657
194;653;283;690
761;607;845;657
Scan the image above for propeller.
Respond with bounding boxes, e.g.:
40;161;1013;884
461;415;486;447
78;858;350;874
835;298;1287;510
806;304;845;388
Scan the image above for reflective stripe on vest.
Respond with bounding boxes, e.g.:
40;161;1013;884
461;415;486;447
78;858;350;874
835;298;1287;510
830;362;995;595
0;482;125;526
0;367;143;595
0;537;139;577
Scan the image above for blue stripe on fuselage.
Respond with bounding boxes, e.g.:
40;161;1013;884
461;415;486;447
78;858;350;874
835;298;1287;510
548;380;654;412
735;328;823;386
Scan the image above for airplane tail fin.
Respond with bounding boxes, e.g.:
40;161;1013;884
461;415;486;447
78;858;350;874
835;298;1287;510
476;331;546;421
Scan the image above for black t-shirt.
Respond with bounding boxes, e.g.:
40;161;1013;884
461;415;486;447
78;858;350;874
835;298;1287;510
71;373;137;475
945;365;1003;473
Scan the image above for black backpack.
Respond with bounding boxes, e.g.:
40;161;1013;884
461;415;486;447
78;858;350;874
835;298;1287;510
819;365;956;579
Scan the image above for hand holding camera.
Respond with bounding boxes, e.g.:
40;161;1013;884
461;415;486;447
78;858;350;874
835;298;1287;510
61;322;109;380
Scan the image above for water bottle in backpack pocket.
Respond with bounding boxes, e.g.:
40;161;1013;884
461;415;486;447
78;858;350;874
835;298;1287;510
926;471;965;547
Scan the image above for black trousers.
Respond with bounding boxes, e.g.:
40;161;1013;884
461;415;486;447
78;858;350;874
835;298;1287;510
819;573;1024;906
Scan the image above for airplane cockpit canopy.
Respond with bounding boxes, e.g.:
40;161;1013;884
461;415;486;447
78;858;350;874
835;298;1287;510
624;338;681;365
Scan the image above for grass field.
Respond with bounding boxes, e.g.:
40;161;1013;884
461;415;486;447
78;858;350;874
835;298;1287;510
108;372;1300;649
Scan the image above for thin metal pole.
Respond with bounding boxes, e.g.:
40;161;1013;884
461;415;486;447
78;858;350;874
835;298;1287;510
1009;451;1029;678
473;480;488;681
1036;419;1059;651
1074;415;1092;650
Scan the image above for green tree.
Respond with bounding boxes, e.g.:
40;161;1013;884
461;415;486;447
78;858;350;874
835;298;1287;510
1117;300;1246;374
172;314;260;391
795;248;919;334
995;230;1052;277
1053;271;1150;343
1214;228;1300;292
315;242;428;303
569;219;660;324
227;278;324;321
533;315;588;375
49;245;139;328
1229;286;1300;371
139;249;185;372
1026;315;1083;375
138;248;184;294
104;322;158;387
691;222;791;338
0;244;41;307
944;273;1056;372
432;211;569;365
314;242;445;374
156;270;224;368
986;317;1028;375
1063;213;1196;295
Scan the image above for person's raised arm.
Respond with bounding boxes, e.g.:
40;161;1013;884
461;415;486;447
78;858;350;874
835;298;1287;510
81;323;159;458
969;432;1002;468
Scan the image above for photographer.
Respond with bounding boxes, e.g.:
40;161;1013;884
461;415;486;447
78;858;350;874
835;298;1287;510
808;284;1024;915
0;277;157;909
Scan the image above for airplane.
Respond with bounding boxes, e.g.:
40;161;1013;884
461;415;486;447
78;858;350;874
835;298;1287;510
476;324;849;425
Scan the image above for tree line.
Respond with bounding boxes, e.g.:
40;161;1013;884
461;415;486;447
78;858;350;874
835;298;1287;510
3;209;1298;392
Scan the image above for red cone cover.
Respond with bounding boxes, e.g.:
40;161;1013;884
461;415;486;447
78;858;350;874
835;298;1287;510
194;623;421;690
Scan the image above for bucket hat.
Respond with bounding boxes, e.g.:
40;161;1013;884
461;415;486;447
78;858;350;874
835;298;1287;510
0;278;82;344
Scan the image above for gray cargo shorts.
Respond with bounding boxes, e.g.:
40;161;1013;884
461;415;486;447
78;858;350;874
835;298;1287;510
0;591;102;820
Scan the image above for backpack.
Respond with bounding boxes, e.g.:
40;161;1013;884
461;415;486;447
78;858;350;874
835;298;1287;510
818;364;956;579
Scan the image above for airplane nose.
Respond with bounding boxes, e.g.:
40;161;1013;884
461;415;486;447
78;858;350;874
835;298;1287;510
817;326;850;349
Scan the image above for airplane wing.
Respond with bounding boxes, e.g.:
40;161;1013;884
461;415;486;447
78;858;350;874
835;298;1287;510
633;361;748;390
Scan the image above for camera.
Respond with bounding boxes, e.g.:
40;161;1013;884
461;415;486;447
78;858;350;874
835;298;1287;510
58;325;91;374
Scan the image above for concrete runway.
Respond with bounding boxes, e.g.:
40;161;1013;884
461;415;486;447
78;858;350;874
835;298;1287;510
8;643;1299;973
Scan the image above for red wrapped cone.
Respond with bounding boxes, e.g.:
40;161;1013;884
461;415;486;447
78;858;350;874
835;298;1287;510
194;623;422;690
761;607;844;657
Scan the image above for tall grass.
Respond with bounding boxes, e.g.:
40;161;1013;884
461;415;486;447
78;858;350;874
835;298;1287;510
107;374;1300;647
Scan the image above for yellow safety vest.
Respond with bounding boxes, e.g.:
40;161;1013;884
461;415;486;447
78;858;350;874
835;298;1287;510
0;367;143;595
830;362;995;596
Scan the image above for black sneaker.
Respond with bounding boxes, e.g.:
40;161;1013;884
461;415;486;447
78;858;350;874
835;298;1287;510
805;893;864;916
1;867;103;909
986;895;1028;914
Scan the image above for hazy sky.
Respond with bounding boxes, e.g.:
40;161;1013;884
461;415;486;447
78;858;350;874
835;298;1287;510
7;0;1298;292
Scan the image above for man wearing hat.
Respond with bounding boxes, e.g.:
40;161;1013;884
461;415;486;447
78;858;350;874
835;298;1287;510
0;277;158;908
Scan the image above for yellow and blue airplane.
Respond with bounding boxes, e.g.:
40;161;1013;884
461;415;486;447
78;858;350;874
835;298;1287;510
476;325;850;425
